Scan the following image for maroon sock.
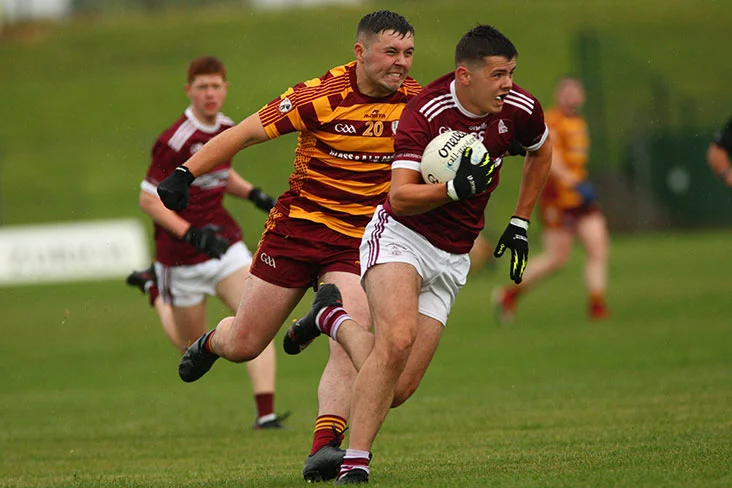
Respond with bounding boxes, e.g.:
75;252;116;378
255;393;274;419
148;284;160;308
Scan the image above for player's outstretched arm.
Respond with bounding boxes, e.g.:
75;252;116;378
157;113;270;211
188;113;270;177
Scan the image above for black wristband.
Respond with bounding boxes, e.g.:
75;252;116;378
175;166;195;185
248;187;264;202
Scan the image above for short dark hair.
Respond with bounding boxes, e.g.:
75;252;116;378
454;25;518;67
356;10;414;41
187;56;226;83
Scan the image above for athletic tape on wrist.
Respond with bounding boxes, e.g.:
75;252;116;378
509;217;530;230
446;180;460;201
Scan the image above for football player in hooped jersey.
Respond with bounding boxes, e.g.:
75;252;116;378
138;56;285;429
284;25;552;483
154;11;421;483
494;76;611;323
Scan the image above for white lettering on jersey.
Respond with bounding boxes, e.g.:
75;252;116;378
192;168;229;190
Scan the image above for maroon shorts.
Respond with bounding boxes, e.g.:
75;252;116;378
540;202;601;231
249;215;361;289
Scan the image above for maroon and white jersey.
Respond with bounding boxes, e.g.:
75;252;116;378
386;72;549;254
141;107;243;266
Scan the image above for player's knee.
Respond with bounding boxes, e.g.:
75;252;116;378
226;338;264;362
392;381;420;408
549;251;571;269
378;336;414;369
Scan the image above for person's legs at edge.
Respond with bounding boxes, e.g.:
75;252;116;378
576;212;610;319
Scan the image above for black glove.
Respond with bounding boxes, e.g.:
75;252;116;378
158;166;195;211
248;187;276;212
183;225;231;259
493;217;529;284
507;138;527;157
575;180;596;206
446;146;496;201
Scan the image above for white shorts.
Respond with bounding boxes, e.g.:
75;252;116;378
155;241;252;307
360;205;470;326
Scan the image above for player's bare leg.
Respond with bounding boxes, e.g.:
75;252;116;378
297;271;370;481
337;262;421;483
211;274;306;361
126;266;186;353
172;301;208;348
216;268;285;428
494;229;572;324
521;228;574;288
152;296;186;353
577;213;610;318
178;275;304;384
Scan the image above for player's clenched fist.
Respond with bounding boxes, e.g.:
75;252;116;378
184;224;231;259
446;147;496;201
158;166;195;211
494;216;529;284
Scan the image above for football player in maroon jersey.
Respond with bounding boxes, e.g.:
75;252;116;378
135;56;284;429
155;12;421;483
284;25;552;483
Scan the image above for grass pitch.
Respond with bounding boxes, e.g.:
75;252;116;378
1;1;731;486
2;230;731;487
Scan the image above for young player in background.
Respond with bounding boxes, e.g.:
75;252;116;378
133;56;285;429
284;24;552;484
153;11;421;482
494;76;610;323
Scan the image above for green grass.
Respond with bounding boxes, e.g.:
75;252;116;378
1;2;731;486
2;230;731;487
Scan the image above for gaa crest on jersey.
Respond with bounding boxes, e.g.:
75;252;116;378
190;142;204;155
278;97;293;113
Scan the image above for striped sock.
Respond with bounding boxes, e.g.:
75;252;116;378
204;329;217;355
310;414;347;454
316;306;350;340
337;449;370;479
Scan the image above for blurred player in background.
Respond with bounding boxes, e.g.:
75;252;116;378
284;24;551;484
133;55;285;429
154;11;421;482
493;76;610;323
707;116;732;188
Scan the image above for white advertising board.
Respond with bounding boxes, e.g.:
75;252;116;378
0;219;150;286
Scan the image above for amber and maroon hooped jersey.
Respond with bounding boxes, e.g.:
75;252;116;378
387;72;549;254
258;61;422;240
142;107;242;266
